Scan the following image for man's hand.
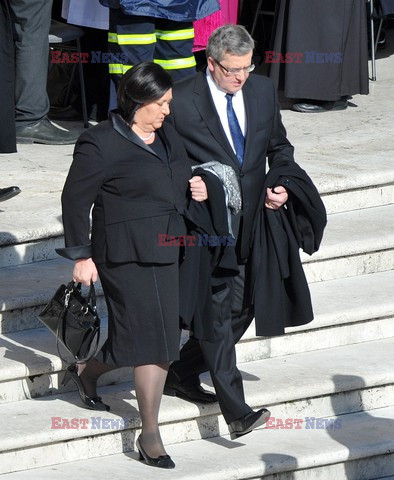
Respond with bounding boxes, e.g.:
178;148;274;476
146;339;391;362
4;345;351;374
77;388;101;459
72;258;98;286
265;186;288;210
189;176;208;202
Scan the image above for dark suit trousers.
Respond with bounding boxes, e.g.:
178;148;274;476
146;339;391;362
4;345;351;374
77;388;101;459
0;1;16;152
9;0;52;126
171;264;255;424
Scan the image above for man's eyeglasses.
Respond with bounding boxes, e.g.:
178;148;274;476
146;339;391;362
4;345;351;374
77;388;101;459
215;59;255;76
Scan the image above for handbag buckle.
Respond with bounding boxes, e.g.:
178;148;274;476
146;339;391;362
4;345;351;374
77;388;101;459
64;289;72;308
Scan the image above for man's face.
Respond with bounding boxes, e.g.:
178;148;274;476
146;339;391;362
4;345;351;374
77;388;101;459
207;51;254;94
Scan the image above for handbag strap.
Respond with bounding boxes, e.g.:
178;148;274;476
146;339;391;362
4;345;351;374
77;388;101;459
82;281;100;362
55;295;71;365
87;281;97;310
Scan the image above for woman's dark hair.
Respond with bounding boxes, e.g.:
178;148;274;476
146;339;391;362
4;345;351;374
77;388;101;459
117;62;173;123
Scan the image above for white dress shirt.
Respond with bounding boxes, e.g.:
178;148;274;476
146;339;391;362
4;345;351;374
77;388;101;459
206;69;247;156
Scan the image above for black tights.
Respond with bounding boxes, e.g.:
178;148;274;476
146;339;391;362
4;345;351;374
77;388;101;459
77;360;169;457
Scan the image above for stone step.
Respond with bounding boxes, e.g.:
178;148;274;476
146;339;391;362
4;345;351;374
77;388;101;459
302;203;394;283
0;191;64;269
0;258;107;334
1;405;393;480
321;182;394;215
1;270;394;404
0;337;393;474
238;269;394;363
0;236;64;269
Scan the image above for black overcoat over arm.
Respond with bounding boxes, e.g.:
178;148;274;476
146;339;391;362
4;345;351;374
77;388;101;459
250;161;327;337
180;169;239;341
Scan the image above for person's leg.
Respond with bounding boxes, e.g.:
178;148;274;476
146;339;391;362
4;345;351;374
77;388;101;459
228;264;255;344
199;268;271;435
76;357;115;398
169;265;254;388
170;271;252;422
9;0;79;144
61;356;114;411
167;336;207;387
0;0;16;153
198;277;252;424
9;0;52;126
108;9;156;99
134;363;169;458
154;19;196;81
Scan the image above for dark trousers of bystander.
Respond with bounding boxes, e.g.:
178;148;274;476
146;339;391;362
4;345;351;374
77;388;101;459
0;0;16;153
8;0;53;128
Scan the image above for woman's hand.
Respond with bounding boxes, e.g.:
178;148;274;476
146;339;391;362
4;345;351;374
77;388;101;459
189;176;208;202
72;258;98;286
265;186;288;210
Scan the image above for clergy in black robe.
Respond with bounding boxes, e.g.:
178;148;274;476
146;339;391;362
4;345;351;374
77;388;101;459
268;0;369;110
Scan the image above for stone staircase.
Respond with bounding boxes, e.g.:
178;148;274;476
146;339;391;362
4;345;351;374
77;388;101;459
1;55;394;479
1;152;394;480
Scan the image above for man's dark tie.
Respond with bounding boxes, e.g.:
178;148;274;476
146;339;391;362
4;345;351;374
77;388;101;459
225;93;244;166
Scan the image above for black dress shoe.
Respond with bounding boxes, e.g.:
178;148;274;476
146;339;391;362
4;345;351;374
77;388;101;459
61;364;110;412
163;382;217;403
136;437;175;469
16;117;80;145
0;186;21;203
228;407;271;440
292;97;348;113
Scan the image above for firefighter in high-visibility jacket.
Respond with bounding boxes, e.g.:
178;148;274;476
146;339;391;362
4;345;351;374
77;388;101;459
99;0;220;85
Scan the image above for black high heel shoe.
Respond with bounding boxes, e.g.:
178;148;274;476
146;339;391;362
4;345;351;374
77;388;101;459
136;436;175;469
61;364;110;412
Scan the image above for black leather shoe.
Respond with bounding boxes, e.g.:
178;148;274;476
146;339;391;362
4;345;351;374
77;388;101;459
0;186;21;203
163;382;217;403
228;407;271;440
16;117;80;145
62;364;110;412
136;437;175;469
292;97;348;113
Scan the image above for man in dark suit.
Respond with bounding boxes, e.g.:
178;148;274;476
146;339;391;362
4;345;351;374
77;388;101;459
165;24;294;439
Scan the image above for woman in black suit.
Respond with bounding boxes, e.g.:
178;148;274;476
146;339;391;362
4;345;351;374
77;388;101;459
58;62;207;469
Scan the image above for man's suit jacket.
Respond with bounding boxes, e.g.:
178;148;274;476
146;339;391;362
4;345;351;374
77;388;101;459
58;112;191;264
170;72;295;261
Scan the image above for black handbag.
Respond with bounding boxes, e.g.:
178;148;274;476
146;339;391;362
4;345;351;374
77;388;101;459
38;281;100;363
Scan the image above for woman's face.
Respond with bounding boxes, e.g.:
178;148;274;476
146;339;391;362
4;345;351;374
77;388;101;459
133;88;173;132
